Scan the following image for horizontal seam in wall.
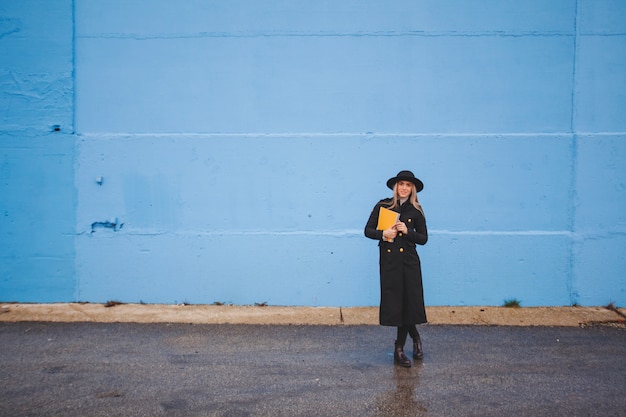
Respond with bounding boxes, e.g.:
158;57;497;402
74;132;626;140
79;229;579;238
579;32;626;37
76;31;576;40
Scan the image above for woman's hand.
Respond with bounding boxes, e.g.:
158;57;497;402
395;221;408;234
383;228;397;241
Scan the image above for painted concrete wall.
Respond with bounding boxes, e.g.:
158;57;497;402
2;0;625;306
1;1;76;302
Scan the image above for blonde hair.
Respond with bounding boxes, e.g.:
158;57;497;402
385;183;425;217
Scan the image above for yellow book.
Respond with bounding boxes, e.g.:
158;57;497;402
377;206;399;231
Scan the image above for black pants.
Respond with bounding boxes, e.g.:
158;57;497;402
396;325;419;345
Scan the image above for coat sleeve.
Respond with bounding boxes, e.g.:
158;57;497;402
364;203;384;241
407;210;428;245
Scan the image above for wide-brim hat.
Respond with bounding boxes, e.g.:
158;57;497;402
386;170;424;192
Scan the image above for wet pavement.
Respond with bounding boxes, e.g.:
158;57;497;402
1;322;625;416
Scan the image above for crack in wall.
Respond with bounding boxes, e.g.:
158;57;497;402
0;18;21;38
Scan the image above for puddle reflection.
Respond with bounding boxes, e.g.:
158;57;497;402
376;362;427;416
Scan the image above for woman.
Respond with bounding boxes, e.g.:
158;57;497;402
364;170;428;368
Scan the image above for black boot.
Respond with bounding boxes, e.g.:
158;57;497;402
412;334;423;360
394;342;411;368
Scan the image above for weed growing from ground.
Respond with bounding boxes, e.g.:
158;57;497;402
503;299;521;308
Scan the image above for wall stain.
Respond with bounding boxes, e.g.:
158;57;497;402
90;220;123;233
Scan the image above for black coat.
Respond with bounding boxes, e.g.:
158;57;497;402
364;198;428;326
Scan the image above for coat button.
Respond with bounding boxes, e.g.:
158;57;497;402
399;248;404;253
408;219;412;223
398;232;403;237
387;249;391;253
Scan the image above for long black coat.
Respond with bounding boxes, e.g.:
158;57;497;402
364;198;428;326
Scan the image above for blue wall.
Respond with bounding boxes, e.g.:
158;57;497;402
2;0;625;307
1;1;76;301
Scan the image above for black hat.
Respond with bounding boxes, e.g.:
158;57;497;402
386;170;424;192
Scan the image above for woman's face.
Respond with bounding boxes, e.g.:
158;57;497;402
396;180;413;199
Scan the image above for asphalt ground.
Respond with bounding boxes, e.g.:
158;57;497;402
1;321;625;417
